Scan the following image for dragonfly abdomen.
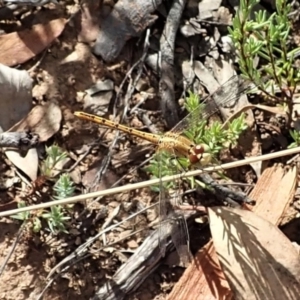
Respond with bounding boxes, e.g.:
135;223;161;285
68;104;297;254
74;111;161;145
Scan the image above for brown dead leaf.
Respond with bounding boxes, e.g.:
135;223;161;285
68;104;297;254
0;19;67;67
209;206;300;299
168;242;232;300
5;103;62;181
168;165;297;300
9;102;62;142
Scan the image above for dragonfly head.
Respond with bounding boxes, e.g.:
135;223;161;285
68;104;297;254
189;144;212;165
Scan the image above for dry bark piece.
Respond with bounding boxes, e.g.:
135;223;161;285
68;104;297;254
159;0;186;128
0;132;39;152
93;0;160;62
0;18;67;66
167;165;297;300
92;211;196;300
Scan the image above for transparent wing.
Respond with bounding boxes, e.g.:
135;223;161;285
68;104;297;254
170;75;252;134
170;211;191;267
158;149;168;258
167;157;191;266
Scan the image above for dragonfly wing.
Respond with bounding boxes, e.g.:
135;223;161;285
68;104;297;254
158;150;168;258
168;157;191;266
170;75;252;134
170;211;191;267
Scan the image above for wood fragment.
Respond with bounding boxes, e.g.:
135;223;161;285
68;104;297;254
167;165;297;300
93;0;160;62
0;131;39;153
159;0;186;128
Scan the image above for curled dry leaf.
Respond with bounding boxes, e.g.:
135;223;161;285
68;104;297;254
0;18;67;67
6;102;62;181
208;206;300;300
5;148;38;182
168;165;297;300
9;102;62;142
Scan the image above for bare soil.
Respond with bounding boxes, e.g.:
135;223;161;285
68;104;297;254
0;0;299;299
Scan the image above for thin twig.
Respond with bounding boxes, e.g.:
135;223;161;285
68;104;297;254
37;227;146;300
94;29;151;186
129;92;151;114
67;139;102;173
83;155;153;213
140;113;159;134
46;202;158;280
1;146;300;217
28;48;48;73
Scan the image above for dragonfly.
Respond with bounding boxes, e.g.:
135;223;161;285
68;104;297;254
74;75;252;265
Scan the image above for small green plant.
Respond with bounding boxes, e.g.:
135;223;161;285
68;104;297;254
288;130;300;148
144;151;181;191
11;201;30;221
40;144;68;178
11;201;42;233
12;146;75;234
53;174;75;200
42;205;71;234
145;90;248;191
229;0;300;120
230;0;300;148
183;91;247;156
39;146;74;233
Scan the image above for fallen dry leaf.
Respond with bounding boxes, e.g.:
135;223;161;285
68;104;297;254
0;19;67;66
168;165;297;300
209;206;300;299
5;148;38;181
5;102;62;181
9;102;62;142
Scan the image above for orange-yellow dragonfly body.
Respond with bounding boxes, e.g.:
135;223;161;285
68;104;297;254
74;112;207;164
74;75;251;265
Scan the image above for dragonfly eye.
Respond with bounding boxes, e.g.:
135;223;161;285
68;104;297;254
193;145;204;155
189;153;200;164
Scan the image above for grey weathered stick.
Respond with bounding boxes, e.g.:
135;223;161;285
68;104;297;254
159;0;187;128
93;0;161;62
92;211;195;300
0;131;39;154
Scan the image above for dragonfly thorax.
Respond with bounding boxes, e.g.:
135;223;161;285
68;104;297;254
188;145;205;164
159;133;211;166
